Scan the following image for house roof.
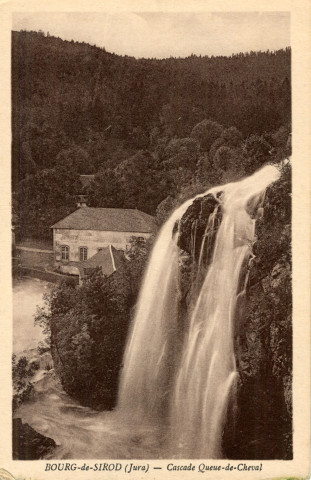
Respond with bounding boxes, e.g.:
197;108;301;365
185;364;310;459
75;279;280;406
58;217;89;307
51;207;155;233
80;245;125;276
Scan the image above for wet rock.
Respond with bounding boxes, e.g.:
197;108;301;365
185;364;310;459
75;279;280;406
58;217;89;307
176;193;222;264
270;260;291;304
261;276;270;293
231;256;292;458
13;418;56;460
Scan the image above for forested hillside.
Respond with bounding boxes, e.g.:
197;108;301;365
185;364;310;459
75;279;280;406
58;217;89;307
12;30;291;239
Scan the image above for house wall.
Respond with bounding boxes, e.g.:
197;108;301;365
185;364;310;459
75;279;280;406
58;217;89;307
53;228;151;264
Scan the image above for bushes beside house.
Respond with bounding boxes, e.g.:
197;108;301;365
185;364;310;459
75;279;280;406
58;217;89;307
35;238;152;409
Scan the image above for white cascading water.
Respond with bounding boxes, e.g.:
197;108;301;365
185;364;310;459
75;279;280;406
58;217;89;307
118;164;280;458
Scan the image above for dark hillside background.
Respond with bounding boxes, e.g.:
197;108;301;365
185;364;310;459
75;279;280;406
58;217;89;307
12;30;291;239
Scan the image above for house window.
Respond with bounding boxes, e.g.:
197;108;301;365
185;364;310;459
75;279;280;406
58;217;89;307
79;247;88;261
61;245;69;260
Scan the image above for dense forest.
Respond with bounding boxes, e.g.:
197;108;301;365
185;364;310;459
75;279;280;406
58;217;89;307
12;30;291;240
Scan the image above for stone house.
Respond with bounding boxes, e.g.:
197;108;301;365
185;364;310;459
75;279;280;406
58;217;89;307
51;206;155;277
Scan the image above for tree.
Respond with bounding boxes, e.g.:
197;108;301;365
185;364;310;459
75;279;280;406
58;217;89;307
17;166;80;240
220;126;243;148
125;236;154;301
162;137;200;171
155;196;177;226
190;119;224;152
12;355;38;411
213;145;240;171
35;241;153;409
242;134;272;173
87;168;123;208
209;126;243;159
113;150;171;214
56;145;95;174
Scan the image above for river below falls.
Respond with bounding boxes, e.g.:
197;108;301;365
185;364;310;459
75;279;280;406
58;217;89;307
13;277;50;354
16;374;166;459
13;277;165;459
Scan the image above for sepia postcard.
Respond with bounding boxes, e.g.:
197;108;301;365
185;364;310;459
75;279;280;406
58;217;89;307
0;0;310;479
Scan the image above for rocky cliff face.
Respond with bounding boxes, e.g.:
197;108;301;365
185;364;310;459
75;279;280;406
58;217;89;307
175;193;222;263
175;192;223;313
176;164;292;459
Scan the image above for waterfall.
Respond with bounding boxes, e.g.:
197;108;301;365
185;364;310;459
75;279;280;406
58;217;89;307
117;165;280;458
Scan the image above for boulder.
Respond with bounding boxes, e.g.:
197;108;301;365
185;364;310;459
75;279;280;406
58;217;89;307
176;192;222;265
12;418;56;460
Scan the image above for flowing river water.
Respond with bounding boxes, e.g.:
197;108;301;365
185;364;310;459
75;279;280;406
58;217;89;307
14;165;280;459
13;278;49;354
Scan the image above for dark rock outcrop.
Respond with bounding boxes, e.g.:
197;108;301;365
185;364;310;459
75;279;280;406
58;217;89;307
175;192;223;313
176;192;223;265
13;418;56;460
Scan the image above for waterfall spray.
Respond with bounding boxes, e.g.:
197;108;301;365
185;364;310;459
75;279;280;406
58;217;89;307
117;165;280;458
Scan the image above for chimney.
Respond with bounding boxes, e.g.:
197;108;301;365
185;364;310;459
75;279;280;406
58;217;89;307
77;195;88;208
